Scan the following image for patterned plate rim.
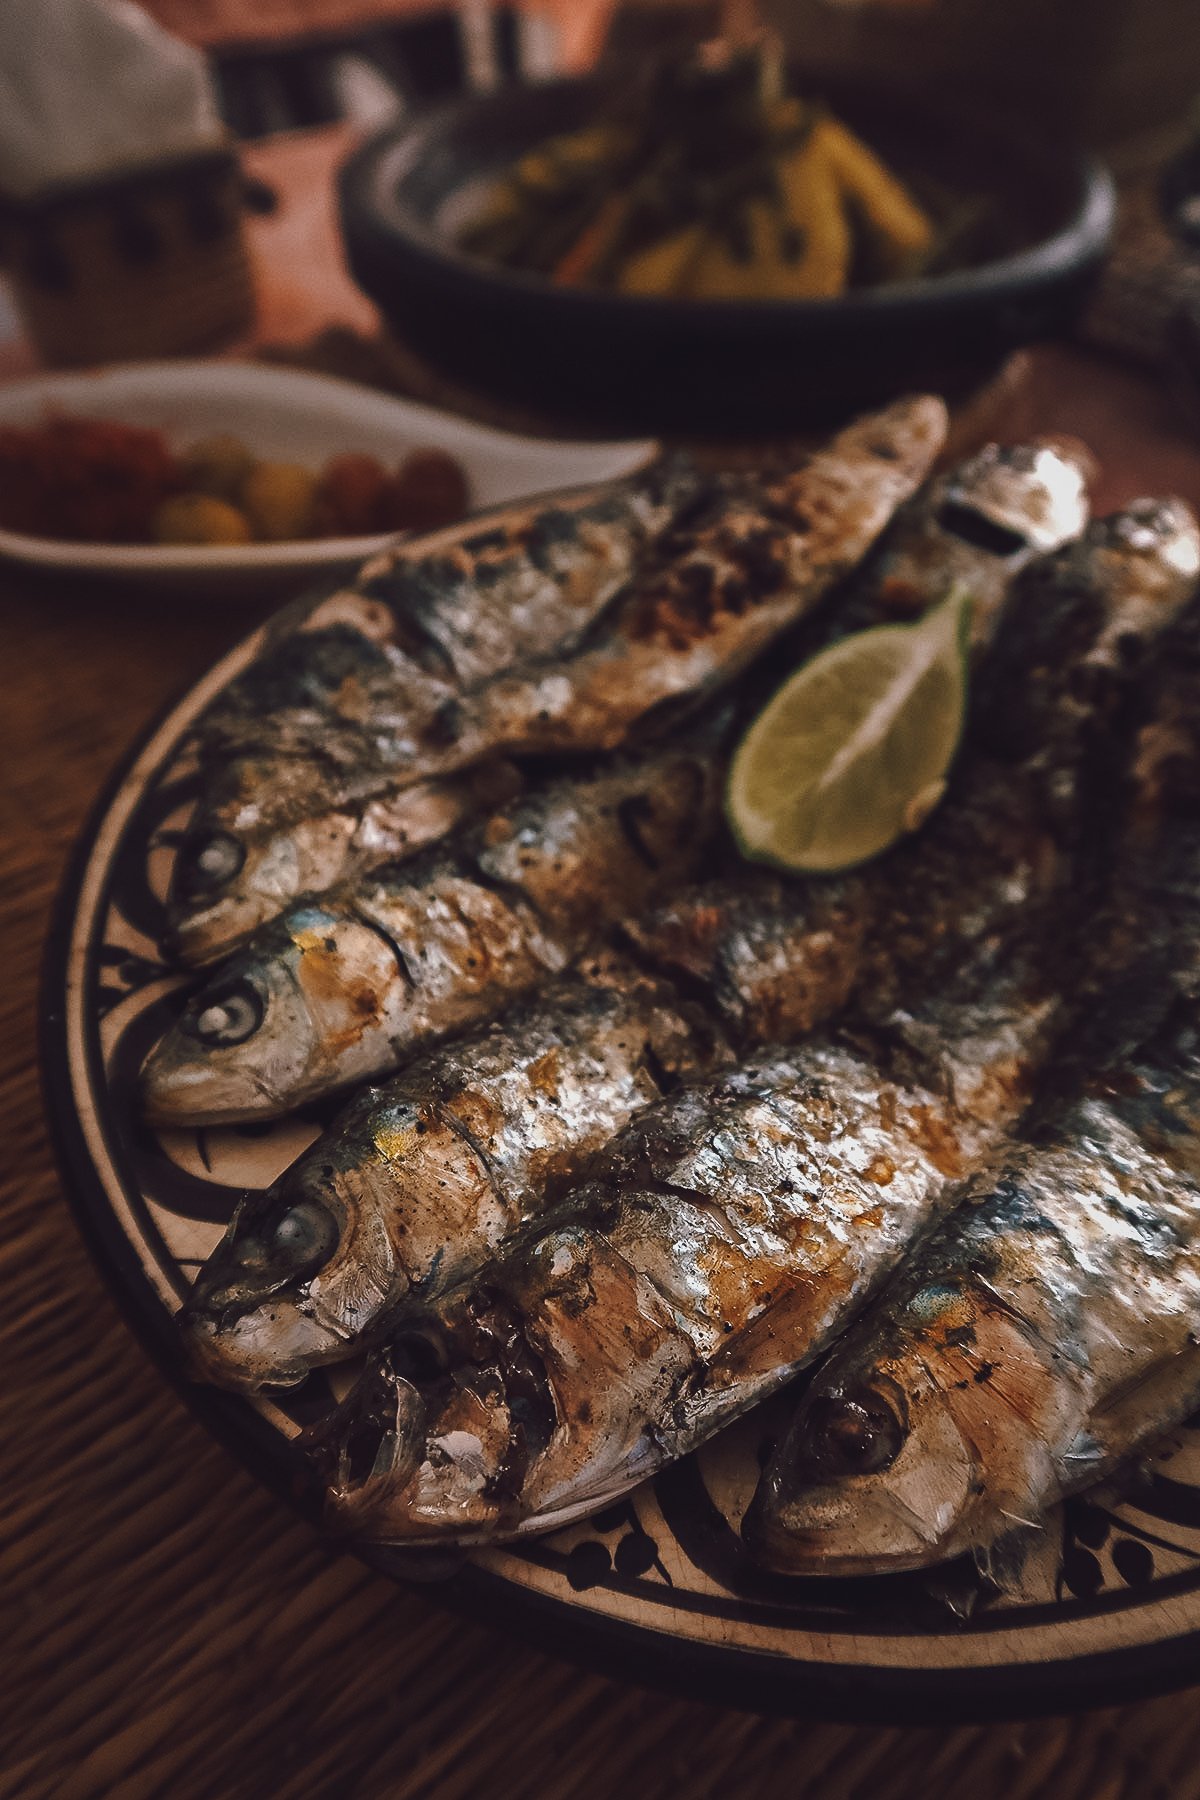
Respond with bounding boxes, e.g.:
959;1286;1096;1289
36;531;1200;1725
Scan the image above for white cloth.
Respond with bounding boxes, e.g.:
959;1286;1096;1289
0;0;225;199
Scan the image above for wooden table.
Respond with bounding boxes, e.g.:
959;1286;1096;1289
7;126;1200;1800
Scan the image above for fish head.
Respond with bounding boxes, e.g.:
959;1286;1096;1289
319;1290;557;1545
169;826;297;965
168;812;359;965
166;760;283;944
937;439;1094;561
1096;495;1200;584
140;922;325;1125
744;1307;980;1576
180;1094;406;1387
169;819;249;924
1074;498;1200;660
165;735;360;962
143;902;401;1124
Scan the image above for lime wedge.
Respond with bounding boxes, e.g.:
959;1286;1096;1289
727;589;971;874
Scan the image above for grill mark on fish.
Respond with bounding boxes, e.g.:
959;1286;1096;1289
347;905;418;993
171;462;717;957
368;597;459;682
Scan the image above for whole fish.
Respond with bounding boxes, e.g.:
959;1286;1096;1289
196;463;703;777
156;496;1194;1168
168;464;702;961
744;1046;1200;1579
141;734;725;1124
182;953;732;1389
183;500;1194;1396
167;400;945;966
309;509;1200;1543
144;474;1121;1128
747;618;1200;1578
401;397;944;772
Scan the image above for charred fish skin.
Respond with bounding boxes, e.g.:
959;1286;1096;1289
195;461;702;769
167;761;523;968
182;953;732;1390
141;735;728;1126
354;465;705;691
168;462;705;949
421;397;947;768
180;468;1115;1389
746;624;1200;1583
173;429;1077;971
176;444;1095;1387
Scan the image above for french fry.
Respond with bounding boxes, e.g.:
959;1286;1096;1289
616;222;708;295
813;118;933;277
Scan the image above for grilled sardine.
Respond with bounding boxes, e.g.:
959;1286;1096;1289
167;400;945;964
142;733;726;1124
182;954;731;1389
748;616;1200;1577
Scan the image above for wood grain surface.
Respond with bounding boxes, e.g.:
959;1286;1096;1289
9;126;1200;1800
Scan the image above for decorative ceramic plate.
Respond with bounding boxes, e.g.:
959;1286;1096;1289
42;495;1200;1723
0;361;653;590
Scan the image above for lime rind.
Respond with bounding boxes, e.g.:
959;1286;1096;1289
727;588;972;875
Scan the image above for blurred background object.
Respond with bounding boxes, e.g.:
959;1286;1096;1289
0;0;256;364
1;0;1198;432
756;0;1200;165
137;0;596;134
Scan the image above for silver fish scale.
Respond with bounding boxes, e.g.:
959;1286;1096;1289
358;871;561;1040
145;744;726;1125
358;966;719;1296
597;1046;965;1367
422;975;698;1199
954;1105;1200;1402
428;401;949;770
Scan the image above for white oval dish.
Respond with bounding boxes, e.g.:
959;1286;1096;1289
0;359;656;590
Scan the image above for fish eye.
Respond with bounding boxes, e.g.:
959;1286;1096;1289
270;1197;338;1265
801;1384;908;1479
184;978;265;1047
936;500;1029;559
175;829;246;900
